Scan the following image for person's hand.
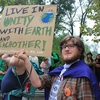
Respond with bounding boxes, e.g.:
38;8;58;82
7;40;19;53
95;64;100;68
51;56;54;58
14;49;28;61
2;72;6;75
0;54;4;58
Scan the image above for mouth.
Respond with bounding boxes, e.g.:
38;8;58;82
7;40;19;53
64;52;71;55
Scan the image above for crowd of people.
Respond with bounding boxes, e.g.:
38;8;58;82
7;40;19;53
85;52;100;87
0;35;100;100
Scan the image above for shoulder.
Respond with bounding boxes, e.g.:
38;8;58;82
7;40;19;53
63;77;90;85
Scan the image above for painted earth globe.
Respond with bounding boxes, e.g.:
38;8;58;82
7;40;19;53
41;12;54;23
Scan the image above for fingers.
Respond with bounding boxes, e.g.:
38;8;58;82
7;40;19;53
13;49;26;58
15;49;28;61
0;54;4;57
18;49;26;55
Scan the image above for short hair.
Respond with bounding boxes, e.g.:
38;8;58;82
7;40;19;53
60;35;85;60
43;57;48;61
87;52;93;56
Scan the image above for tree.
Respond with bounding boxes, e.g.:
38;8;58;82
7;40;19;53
82;0;100;42
49;0;93;38
78;0;93;37
50;0;75;35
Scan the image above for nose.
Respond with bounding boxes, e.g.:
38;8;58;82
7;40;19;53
64;46;69;50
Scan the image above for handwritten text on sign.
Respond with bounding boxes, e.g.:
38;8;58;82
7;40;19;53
0;5;57;56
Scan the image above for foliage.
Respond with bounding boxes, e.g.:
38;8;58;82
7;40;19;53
51;0;75;35
82;0;100;42
51;0;93;37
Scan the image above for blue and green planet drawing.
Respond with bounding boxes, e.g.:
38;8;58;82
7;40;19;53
41;12;54;23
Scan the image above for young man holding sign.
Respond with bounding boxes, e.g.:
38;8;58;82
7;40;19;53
3;36;100;100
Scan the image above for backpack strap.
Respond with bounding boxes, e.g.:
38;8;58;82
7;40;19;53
12;66;37;98
6;67;24;100
6;67;28;100
7;89;23;100
13;67;29;87
13;67;22;88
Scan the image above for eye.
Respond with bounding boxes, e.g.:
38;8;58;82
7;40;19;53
69;45;74;47
62;45;67;49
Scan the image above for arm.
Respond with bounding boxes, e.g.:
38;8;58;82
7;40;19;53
0;71;5;75
52;52;59;60
2;54;12;65
2;54;20;68
2;54;26;75
14;49;42;88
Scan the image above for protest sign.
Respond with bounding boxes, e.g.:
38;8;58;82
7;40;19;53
0;5;57;57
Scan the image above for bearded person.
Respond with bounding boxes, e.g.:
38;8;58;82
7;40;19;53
12;36;100;100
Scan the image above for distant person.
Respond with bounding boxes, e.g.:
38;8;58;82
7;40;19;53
29;56;39;67
14;36;100;100
94;54;100;86
40;57;50;100
40;57;50;74
85;52;95;72
49;51;59;71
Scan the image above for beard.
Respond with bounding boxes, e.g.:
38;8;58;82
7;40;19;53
62;54;80;64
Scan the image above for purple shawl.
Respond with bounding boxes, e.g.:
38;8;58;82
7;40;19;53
48;60;100;100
